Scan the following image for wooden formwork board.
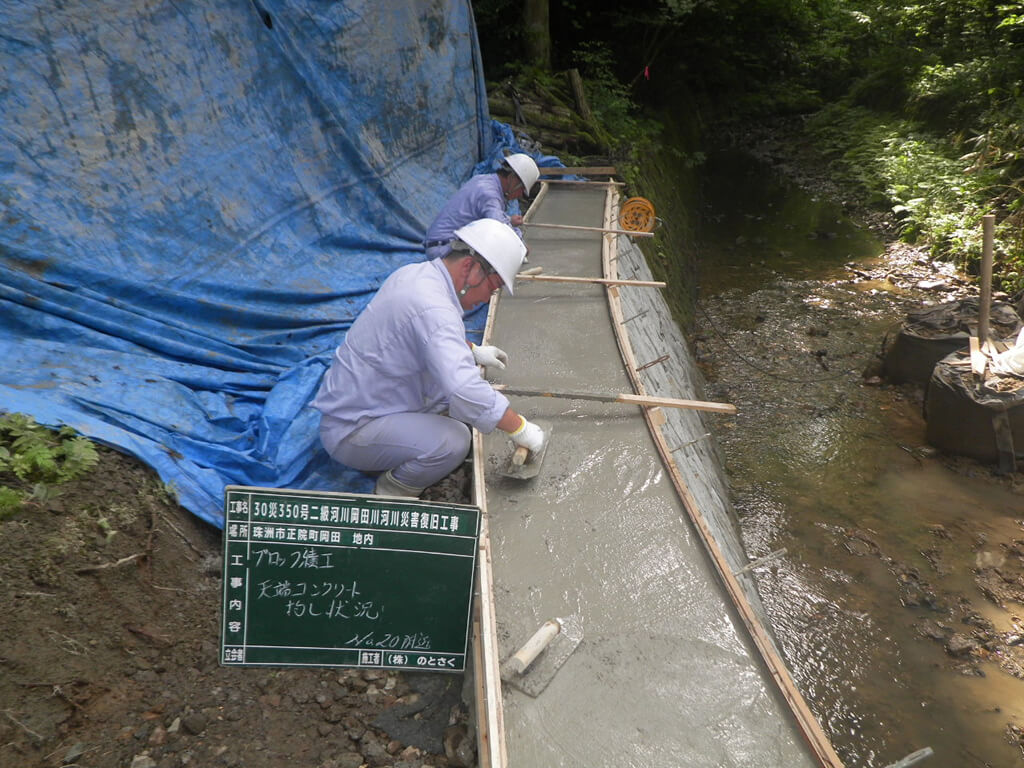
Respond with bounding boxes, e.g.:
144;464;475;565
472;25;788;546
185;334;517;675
468;275;510;768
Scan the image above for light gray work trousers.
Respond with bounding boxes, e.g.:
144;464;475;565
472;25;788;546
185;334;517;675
320;412;471;490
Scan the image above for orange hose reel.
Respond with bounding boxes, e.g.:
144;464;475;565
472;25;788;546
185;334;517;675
617;196;657;233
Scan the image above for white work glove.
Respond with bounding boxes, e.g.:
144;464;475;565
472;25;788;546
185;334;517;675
471;343;509;371
509;416;545;454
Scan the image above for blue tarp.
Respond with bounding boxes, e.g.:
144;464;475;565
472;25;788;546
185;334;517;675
0;0;558;527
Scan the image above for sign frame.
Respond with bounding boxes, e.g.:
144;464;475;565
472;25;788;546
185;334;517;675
220;485;481;673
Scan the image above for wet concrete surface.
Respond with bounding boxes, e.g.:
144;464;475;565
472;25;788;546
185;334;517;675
480;185;824;767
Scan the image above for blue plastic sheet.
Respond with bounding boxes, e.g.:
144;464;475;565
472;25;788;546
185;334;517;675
0;0;555;527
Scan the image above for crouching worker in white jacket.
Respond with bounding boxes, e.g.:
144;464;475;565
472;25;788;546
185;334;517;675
311;218;546;498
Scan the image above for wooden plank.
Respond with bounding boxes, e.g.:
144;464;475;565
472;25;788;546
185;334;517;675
540;178;625;187
516;273;665;288
523;221;653;237
539;166;617;176
492;384;737;415
470;294;508;768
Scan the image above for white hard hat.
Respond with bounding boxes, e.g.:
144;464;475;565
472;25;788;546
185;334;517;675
504;153;539;196
453;218;526;295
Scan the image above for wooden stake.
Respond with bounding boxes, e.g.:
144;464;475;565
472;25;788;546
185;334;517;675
980;214;995;349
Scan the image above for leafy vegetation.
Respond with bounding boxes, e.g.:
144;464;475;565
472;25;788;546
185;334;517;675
475;0;1024;294
0;413;100;520
795;1;1024;293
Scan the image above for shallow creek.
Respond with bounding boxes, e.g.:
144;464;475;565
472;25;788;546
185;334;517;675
692;151;1024;768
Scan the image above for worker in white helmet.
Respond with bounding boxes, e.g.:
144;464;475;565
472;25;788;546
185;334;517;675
422;153;540;260
312;218;547;497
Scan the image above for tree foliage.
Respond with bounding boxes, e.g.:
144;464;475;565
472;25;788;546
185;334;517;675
473;0;1024;292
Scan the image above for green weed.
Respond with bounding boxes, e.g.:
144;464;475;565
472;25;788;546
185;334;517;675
0;413;99;520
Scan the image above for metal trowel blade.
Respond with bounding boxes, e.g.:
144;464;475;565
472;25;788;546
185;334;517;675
500;419;552;480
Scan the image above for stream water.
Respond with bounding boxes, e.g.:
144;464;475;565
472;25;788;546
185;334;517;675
692;150;1024;768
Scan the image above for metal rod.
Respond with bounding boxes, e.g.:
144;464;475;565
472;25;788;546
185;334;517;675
670;433;711;452
630;354;671;372
621;309;649;324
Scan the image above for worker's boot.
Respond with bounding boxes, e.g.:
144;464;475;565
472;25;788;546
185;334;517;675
374;470;425;498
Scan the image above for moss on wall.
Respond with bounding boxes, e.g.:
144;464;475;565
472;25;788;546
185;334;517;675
627;115;702;336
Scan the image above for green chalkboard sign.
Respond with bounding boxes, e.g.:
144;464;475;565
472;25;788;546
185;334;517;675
220;485;480;672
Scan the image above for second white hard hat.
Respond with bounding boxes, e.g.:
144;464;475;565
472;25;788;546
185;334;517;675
504;153;540;196
453;218;526;295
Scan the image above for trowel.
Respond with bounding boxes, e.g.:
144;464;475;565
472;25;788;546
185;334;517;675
500;615;583;697
499;418;552;480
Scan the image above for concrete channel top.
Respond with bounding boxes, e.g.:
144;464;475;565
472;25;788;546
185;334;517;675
475;182;836;768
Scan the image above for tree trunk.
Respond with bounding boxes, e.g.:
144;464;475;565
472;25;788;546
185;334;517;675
523;0;551;70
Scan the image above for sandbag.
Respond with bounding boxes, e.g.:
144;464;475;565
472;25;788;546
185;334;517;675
925;352;1024;471
883;298;1022;385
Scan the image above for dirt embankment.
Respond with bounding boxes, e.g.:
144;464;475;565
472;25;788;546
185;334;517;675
0;450;475;768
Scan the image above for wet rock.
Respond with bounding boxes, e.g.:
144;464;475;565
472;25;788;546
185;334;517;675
916;619;950;641
946;633;979;657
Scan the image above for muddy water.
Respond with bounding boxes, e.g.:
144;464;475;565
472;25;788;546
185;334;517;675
693;151;1024;768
